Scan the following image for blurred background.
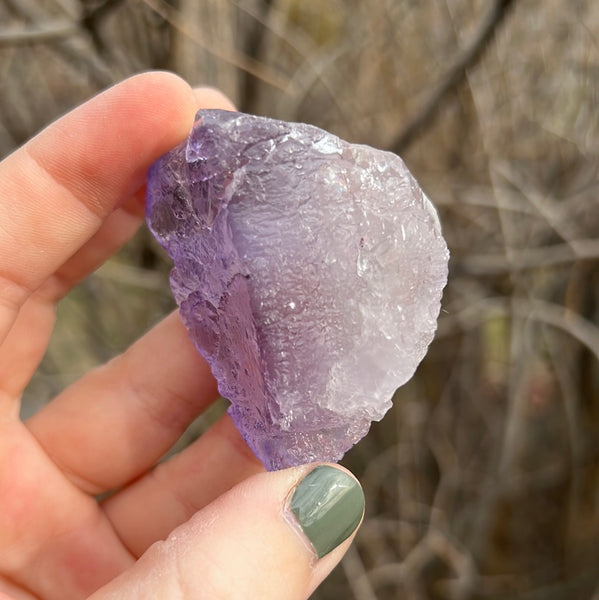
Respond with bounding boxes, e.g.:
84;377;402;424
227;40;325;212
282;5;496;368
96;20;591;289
2;0;599;598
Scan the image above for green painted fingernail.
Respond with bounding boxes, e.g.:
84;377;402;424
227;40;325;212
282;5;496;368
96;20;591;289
289;465;365;559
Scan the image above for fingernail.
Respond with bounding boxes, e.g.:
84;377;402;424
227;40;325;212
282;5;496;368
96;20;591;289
288;465;365;559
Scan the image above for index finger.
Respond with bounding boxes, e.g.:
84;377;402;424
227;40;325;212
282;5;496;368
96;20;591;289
0;72;198;346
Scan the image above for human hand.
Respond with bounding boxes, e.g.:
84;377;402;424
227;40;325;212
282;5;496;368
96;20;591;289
0;73;364;600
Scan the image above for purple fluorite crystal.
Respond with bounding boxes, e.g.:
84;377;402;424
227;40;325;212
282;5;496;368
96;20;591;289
147;110;448;471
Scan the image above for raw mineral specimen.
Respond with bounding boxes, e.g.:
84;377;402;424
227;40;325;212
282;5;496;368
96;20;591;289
146;110;449;471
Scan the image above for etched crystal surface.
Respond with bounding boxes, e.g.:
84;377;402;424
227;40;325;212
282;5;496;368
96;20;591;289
147;110;449;471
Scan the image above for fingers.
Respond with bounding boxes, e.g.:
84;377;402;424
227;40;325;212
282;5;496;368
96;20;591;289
0;190;146;402
0;81;236;403
0;421;134;600
190;86;237;110
26;312;219;494
22;80;238;489
0;574;38;600
90;465;365;600
102;413;263;556
0;71;198;346
25;84;228;303
36;187;148;304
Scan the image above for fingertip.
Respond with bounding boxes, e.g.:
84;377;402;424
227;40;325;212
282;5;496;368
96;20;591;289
287;464;364;597
90;463;363;600
286;464;364;559
103;70;198;153
25;70;200;211
116;70;193;96
192;86;237;111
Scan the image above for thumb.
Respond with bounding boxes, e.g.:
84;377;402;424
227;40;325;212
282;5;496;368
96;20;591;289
89;464;364;600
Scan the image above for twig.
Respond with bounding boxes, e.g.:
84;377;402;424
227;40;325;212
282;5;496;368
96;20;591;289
237;0;274;112
141;0;293;93
455;238;599;275
82;0;125;26
390;0;517;154
341;545;379;600
0;20;79;47
438;296;599;362
81;0;127;53
0;1;124;49
3;0;114;87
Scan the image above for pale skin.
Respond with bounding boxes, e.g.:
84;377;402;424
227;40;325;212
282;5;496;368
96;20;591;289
0;72;359;600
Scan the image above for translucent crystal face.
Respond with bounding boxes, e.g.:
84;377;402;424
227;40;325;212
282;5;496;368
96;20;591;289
147;110;449;471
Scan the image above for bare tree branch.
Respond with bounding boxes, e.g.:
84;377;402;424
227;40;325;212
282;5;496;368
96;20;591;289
0;20;79;47
455;238;599;275
438;297;599;362
341;545;379;600
0;1;125;49
81;0;127;53
237;0;274;112
141;0;293;93
2;0;115;86
390;0;517;154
